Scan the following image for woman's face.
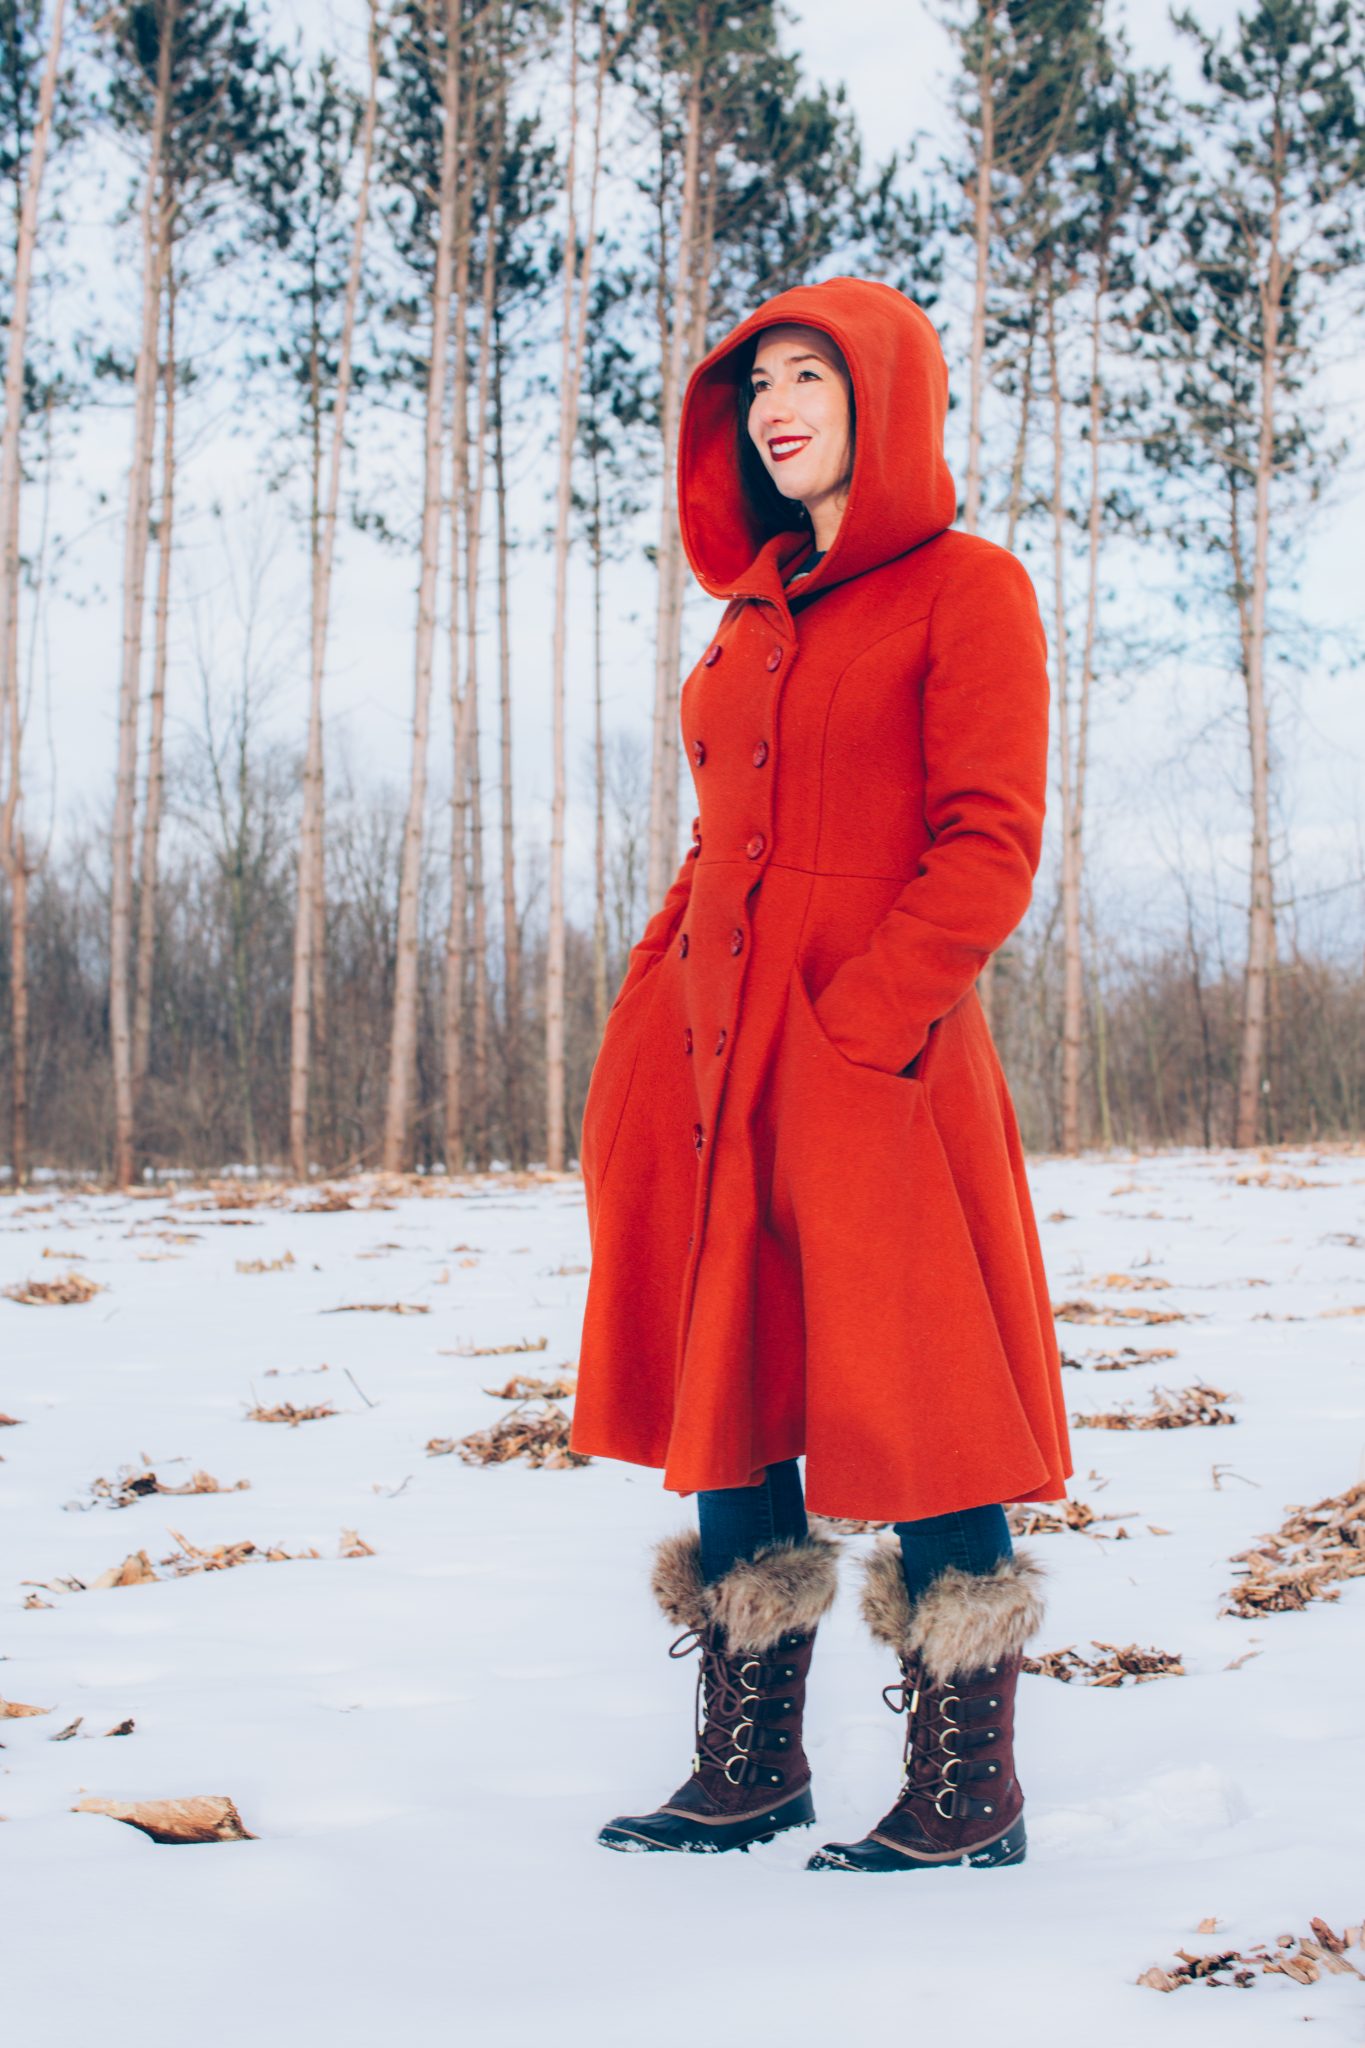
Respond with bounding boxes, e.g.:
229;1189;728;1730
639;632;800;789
745;323;853;544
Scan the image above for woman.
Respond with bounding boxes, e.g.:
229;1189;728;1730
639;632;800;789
571;277;1072;1871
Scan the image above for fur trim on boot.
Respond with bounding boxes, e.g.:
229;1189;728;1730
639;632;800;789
859;1540;1046;1684
650;1528;840;1654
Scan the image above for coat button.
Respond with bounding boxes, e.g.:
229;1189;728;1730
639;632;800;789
678;932;689;958
752;739;769;767
693;1123;705;1155
729;927;744;956
714;1027;727;1055
765;646;782;672
746;833;765;859
703;643;722;667
683;1027;693;1054
691;738;706;767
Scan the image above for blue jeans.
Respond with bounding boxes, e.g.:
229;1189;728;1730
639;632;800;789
696;1457;1011;1604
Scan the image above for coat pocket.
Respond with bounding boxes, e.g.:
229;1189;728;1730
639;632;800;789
788;959;934;1088
579;953;666;1197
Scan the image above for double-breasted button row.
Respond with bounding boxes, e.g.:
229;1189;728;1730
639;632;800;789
703;643;722;667
765;645;782;672
746;833;765;860
693;1122;705;1154
690;737;769;768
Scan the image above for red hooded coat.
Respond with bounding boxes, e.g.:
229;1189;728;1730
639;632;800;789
571;277;1073;1521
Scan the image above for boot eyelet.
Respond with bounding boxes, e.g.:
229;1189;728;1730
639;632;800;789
723;1756;748;1785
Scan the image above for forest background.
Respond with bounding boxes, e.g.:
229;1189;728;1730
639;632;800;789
0;0;1362;1187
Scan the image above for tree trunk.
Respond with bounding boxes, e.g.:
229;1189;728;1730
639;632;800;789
492;307;522;1164
1070;261;1106;1151
131;238;177;1127
1234;127;1283;1151
382;0;460;1174
0;0;65;1189
546;2;607;1170
468;70;502;1173
443;25;477;1173
590;400;607;1039
963;0;997;535
109;0;177;1185
1045;275;1081;1156
646;42;704;911
289;0;381;1181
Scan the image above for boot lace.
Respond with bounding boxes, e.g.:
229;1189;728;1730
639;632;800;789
670;1626;780;1786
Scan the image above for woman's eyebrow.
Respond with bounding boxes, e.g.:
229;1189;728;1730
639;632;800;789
753;351;826;372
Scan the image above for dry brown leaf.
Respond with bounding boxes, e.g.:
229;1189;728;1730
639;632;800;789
339;1528;375;1558
3;1271;105;1306
0;1411;23;1425
1090;1346;1179;1372
1319;1304;1365;1318
428;1400;591;1470
1072;1382;1238;1431
1223;1481;1365;1617
484;1372;578;1400
1053;1297;1199;1327
1044;1209;1072;1222
235;1252;296;1275
1197;1917;1219;1934
22;1593;52;1609
73;1794;255;1844
0;1697;51;1718
245;1401;336;1426
1023;1640;1185;1685
88;1550;159;1589
50;1716;83;1741
1088;1271;1171;1291
104;1718;135;1737
322;1300;429;1316
87;1466;251;1507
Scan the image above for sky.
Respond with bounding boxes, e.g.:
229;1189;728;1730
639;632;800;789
21;0;1365;960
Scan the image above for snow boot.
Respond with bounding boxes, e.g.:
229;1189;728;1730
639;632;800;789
597;1528;840;1854
807;1542;1045;1873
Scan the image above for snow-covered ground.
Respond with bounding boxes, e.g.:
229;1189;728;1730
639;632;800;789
2;1145;1363;2047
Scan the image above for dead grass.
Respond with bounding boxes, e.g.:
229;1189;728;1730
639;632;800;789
441;1335;547;1358
484;1372;578;1400
1071;1382;1238;1430
427;1400;590;1470
1060;1345;1179;1372
1222;1482;1365;1617
3;1271;105;1306
1053;1297;1200;1327
85;1466;251;1509
245;1400;337;1426
1023;1641;1185;1685
322;1300;429;1316
1086;1271;1171;1291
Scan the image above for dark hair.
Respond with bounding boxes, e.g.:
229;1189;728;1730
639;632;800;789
733;333;856;537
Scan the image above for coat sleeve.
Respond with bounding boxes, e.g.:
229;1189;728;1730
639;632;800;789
610;846;697;1011
812;548;1050;1072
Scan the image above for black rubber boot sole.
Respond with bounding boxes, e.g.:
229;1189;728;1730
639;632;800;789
597;1786;816;1855
806;1816;1027;1873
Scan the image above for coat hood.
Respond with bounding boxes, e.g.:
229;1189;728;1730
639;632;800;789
678;276;958;604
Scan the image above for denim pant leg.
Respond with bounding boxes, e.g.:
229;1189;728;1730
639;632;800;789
696;1458;809;1583
893;1503;1013;1606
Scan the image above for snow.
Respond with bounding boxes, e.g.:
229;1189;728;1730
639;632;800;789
2;1147;1363;2046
